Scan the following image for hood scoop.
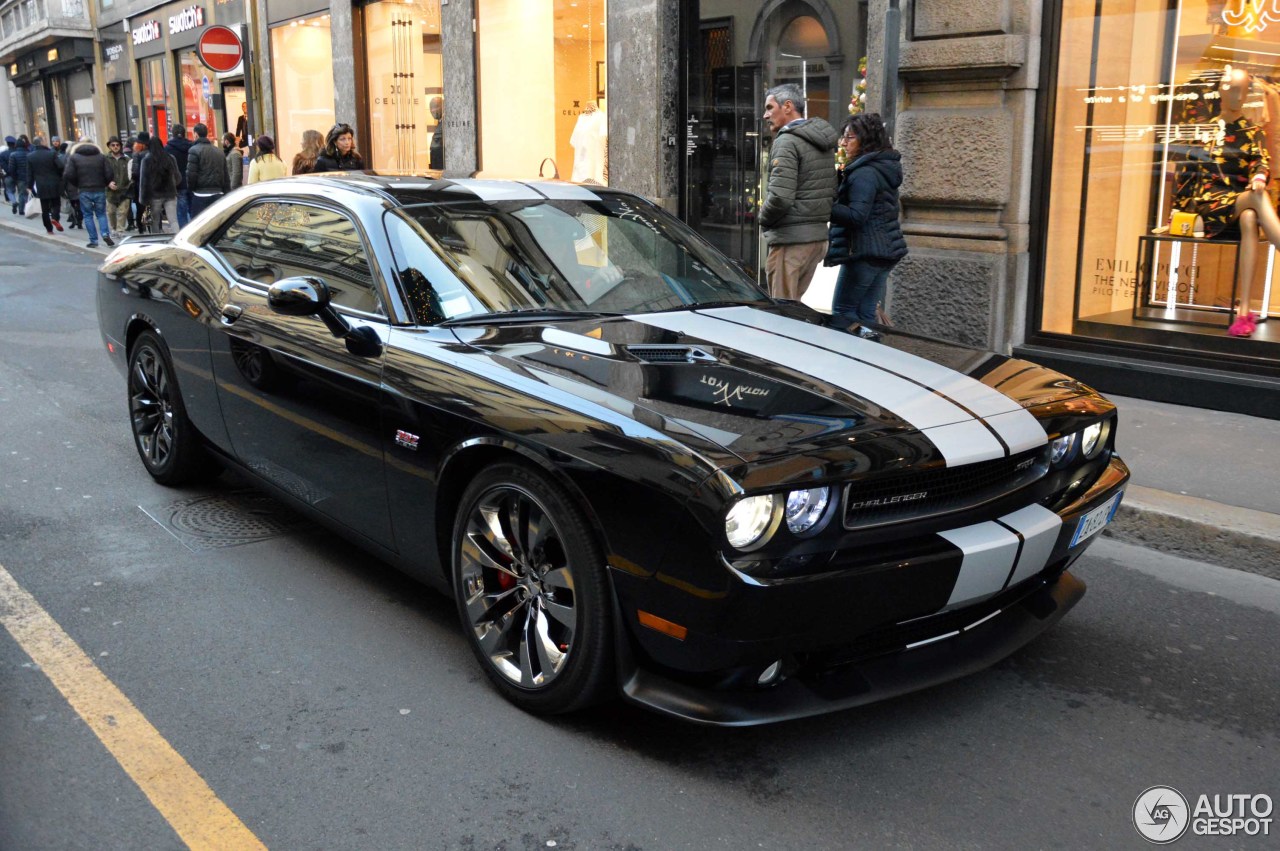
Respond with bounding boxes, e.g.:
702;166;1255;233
626;344;718;364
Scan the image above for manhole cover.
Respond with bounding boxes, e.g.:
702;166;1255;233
142;490;310;552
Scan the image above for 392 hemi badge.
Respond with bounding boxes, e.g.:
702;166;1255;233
394;429;420;450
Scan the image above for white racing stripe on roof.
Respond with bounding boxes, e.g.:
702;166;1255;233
450;180;544;201
703;307;1048;451
629;311;1005;465
528;182;603;200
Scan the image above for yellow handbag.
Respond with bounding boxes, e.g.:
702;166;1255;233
1170;210;1203;238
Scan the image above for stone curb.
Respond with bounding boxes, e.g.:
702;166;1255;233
0;213;112;259
1103;485;1280;581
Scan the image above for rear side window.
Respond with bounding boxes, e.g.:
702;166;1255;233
260;203;382;315
209;203;275;283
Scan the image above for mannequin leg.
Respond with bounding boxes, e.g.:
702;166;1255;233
1238;207;1259;316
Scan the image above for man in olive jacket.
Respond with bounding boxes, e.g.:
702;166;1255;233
105;137;132;236
759;83;839;301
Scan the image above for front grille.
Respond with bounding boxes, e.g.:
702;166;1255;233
843;448;1047;529
626;344;717;363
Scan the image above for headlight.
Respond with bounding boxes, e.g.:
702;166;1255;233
784;487;830;534
1050;432;1077;468
725;494;777;549
1081;421;1105;459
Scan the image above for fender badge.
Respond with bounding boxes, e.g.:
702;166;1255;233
394;429;420;451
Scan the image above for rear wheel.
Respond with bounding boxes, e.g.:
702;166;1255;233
128;331;214;485
452;462;613;714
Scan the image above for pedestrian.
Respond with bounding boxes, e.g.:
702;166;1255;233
165;124;193;228
247;135;287;184
25;135;64;234
105;136;132;236
5;135;30;214
128;132;150;232
291;129;323;175
185;123;230;217
314;123;365;172
825;113;908;339
1;135;14;206
759;83;839;301
58;142;83;229
139;134;179;234
429;97;444;171
223;132;244;190
63;138;115;247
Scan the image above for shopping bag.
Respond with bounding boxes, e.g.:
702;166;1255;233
24;196;40;218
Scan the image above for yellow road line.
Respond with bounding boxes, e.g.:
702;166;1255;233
0;562;266;850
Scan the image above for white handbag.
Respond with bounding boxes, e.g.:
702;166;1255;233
24;195;40;218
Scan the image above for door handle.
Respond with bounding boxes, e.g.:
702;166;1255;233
220;303;244;324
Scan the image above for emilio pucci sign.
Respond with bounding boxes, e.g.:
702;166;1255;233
1223;0;1280;32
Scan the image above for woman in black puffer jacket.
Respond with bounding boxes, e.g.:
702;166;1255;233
825;113;907;334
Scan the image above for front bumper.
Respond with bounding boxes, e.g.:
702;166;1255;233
621;568;1084;726
610;454;1129;725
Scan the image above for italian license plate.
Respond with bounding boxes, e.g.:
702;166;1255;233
1070;491;1124;548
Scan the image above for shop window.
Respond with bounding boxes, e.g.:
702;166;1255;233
270;13;336;173
140;57;171;142
179;51;216;137
477;0;608;183
1044;0;1280;346
364;0;444;172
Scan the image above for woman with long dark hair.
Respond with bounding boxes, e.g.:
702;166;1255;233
140;134;179;233
315;123;365;172
825;112;908;338
292;129;324;175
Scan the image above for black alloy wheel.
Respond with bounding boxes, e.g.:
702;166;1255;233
452;462;613;714
127;331;213;485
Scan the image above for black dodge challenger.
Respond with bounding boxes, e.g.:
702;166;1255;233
97;174;1129;725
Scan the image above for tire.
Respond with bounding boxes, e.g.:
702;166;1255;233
452;462;613;715
127;330;215;486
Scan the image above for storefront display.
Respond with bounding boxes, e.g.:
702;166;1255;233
1043;0;1280;352
270;13;336;171
140;56;172;142
476;0;608;183
364;0;444;172
178;50;216;137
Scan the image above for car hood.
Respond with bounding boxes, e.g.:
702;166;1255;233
449;303;1093;480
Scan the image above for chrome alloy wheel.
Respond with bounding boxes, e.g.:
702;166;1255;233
458;485;578;689
129;344;175;470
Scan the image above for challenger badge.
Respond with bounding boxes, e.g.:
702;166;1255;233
394;429;420;450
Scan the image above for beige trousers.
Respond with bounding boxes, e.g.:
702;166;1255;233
765;241;827;301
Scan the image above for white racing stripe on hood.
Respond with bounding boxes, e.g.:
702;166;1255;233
703;307;1048;452
630;311;1004;465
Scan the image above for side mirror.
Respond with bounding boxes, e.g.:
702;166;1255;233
268;276;382;357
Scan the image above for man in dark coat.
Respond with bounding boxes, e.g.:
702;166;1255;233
26;136;64;233
64;139;115;247
759;83;839;301
128;132;150;232
185;123;230;217
1;136;15;207
7;136;30;214
165;124;193;228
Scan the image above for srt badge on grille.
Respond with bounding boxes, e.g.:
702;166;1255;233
848;491;928;511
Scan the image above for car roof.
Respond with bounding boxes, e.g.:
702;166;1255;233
286;171;629;208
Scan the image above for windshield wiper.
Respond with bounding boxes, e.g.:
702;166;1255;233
441;308;625;326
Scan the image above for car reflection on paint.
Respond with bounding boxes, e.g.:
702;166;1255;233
96;174;1129;726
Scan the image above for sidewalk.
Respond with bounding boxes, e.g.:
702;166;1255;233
4;213;1277;579
0;200;117;257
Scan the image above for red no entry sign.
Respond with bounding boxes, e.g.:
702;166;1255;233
197;26;243;74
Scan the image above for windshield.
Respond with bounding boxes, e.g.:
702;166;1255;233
385;192;770;323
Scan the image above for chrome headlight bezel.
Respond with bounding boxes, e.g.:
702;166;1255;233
725;493;781;551
1081;420;1107;459
1049;431;1078;468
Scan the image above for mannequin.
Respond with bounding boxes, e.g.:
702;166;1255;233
1173;66;1278;336
569;102;607;184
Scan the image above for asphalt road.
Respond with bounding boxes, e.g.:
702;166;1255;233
1;228;1277;849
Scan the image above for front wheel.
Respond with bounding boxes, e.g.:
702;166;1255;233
127;330;214;485
452;462;613;714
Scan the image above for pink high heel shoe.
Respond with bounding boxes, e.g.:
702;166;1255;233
1228;311;1257;337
